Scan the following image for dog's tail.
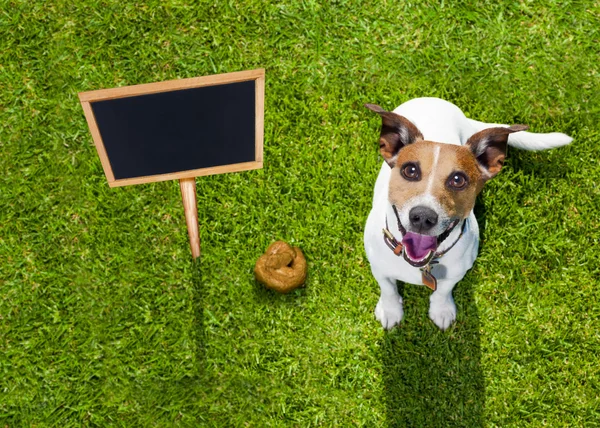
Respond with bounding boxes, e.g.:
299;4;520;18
467;118;573;151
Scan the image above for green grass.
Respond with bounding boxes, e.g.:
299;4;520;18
1;0;599;426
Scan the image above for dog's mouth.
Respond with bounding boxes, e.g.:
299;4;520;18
401;233;438;267
400;219;460;268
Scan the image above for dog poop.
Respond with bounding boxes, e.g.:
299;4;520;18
254;241;307;293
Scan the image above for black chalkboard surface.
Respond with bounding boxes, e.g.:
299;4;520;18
79;69;264;187
91;80;255;180
78;69;265;258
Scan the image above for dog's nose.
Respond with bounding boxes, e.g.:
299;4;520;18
409;206;438;232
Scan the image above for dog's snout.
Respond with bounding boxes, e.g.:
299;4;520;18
409;206;438;232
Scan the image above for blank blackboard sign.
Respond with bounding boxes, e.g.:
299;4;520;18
78;69;265;259
79;69;264;187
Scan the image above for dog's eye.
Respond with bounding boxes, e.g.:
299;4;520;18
447;172;468;190
401;163;420;181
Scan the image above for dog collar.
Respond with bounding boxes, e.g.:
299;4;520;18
382;213;467;291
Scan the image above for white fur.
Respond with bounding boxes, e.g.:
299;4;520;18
425;145;441;194
365;97;572;330
467;118;573;150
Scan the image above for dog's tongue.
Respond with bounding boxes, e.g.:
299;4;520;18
402;232;438;260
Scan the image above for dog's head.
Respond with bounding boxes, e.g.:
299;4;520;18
366;103;528;267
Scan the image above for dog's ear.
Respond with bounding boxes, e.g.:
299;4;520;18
466;125;529;180
365;103;423;167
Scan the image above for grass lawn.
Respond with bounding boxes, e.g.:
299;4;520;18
1;0;599;426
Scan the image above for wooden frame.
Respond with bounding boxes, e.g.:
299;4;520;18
78;69;265;259
78;68;265;188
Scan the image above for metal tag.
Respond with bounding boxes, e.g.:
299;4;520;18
421;266;437;291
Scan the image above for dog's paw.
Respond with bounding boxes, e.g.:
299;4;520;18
375;297;404;330
429;297;456;331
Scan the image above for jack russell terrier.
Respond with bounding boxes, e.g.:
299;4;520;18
364;97;572;330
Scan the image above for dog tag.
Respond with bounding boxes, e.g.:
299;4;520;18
421;266;437;291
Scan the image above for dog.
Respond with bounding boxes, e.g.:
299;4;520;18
364;97;572;330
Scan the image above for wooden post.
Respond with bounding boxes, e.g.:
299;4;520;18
179;178;200;259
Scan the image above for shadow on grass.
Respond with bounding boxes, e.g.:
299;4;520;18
381;275;484;427
191;258;207;375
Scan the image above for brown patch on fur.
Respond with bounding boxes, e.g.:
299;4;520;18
466;125;528;180
388;141;483;220
434;144;483;218
389;141;435;203
365;104;424;166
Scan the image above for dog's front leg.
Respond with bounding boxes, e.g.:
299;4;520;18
429;279;458;330
373;272;404;330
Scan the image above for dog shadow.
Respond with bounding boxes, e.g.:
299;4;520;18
381;272;484;427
